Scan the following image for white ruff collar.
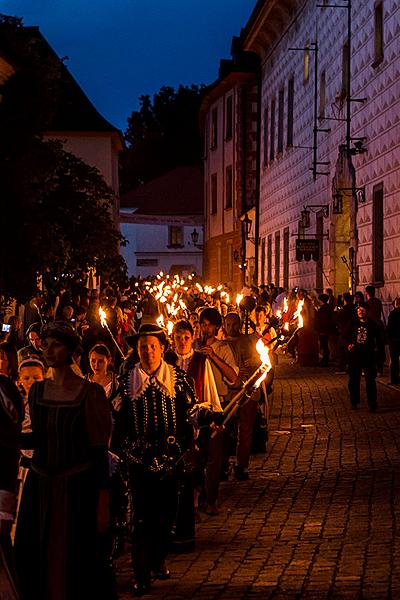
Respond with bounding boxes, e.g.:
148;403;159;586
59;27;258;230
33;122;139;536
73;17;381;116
176;349;194;360
129;359;177;400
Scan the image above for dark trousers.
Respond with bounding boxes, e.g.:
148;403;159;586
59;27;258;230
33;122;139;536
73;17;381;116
348;362;377;408
173;474;195;545
236;399;259;469
338;336;349;371
129;467;178;584
319;334;330;366
389;342;400;384
204;431;223;505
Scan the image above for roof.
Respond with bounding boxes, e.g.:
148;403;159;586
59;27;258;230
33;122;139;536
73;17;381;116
2;24;123;148
198;50;259;127
120;165;203;215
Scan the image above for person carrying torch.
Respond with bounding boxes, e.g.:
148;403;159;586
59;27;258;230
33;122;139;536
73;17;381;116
197;308;239;515
224;313;273;480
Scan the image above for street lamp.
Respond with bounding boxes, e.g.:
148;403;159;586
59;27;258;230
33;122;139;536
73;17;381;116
191;228;203;248
300;205;329;229
242;214;252;239
332;192;343;215
301;208;311;229
242;214;256;244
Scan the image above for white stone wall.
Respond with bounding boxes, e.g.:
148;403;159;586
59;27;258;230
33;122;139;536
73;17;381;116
256;0;400;304
120;222;203;278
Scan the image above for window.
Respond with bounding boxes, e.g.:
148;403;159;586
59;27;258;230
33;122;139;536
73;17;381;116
267;235;272;284
225;96;233;140
277;88;284;154
168;226;184;248
211;107;218;149
263;107;269;165
275;231;281;286
211;173;217;214
319;70;326;119
342;41;349;98
225;165;233;209
227;241;233;280
373;1;384;67
203;122;208;159
270;99;276;161
261;237;266;284
304;41;310;83
283;227;289;289
287;78;294;146
217;244;222;281
137;258;158;267
372;183;384;284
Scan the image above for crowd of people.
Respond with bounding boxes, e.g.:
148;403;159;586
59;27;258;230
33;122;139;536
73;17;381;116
0;273;398;598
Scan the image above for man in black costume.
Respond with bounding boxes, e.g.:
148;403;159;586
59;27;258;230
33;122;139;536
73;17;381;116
347;305;383;412
117;325;200;596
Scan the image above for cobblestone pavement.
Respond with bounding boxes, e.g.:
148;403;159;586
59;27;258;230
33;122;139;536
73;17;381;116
117;359;400;599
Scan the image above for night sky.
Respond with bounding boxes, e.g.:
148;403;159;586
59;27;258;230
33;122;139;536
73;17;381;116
2;1;255;132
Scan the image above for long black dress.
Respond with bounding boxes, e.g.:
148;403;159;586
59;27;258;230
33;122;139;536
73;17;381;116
15;379;111;600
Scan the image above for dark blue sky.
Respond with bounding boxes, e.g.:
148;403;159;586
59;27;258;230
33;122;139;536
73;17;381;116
2;1;254;132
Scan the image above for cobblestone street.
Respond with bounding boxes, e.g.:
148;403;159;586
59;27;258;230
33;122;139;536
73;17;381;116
118;359;400;599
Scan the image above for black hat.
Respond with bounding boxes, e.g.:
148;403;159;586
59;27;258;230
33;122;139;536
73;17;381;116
126;323;168;350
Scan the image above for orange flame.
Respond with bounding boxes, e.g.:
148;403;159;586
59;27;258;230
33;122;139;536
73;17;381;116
99;307;107;327
254;338;272;388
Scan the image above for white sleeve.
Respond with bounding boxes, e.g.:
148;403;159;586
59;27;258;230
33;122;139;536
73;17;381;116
203;359;222;412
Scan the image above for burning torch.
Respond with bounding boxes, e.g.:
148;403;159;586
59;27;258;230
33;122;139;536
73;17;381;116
283;299;304;347
211;338;272;438
99;307;127;360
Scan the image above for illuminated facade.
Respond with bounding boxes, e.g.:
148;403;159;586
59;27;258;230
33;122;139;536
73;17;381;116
205;0;400;307
239;0;400;308
200;55;259;290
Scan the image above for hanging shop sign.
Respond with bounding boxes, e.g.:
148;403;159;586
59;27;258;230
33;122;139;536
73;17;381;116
296;238;320;262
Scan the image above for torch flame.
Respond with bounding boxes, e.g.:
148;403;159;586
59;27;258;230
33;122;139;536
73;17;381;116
156;314;165;327
283;297;289;313
296;299;304;328
284;322;290;331
236;293;243;306
167;321;174;336
99;307;107;327
254;338;272;388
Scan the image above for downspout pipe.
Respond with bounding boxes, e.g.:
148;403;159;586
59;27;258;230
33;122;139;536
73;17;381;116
254;57;262;286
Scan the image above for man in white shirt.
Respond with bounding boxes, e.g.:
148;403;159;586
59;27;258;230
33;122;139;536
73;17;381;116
197;308;239;514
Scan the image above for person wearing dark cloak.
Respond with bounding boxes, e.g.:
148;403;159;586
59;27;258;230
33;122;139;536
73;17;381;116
15;321;111;600
0;375;24;600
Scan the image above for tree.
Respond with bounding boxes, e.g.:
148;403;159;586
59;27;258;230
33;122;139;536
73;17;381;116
0;15;127;302
121;84;205;191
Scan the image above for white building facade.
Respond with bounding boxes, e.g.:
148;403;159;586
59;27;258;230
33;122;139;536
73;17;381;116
238;0;399;306
120;213;203;279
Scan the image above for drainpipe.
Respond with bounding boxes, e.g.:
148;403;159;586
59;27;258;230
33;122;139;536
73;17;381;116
241;86;248;287
254;59;262;286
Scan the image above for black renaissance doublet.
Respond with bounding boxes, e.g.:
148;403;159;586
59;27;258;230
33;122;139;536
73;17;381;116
118;360;197;474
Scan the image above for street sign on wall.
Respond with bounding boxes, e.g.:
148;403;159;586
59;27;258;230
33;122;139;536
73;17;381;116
296;238;320;261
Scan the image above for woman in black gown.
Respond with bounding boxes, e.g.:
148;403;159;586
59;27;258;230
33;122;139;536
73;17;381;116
15;321;111;600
